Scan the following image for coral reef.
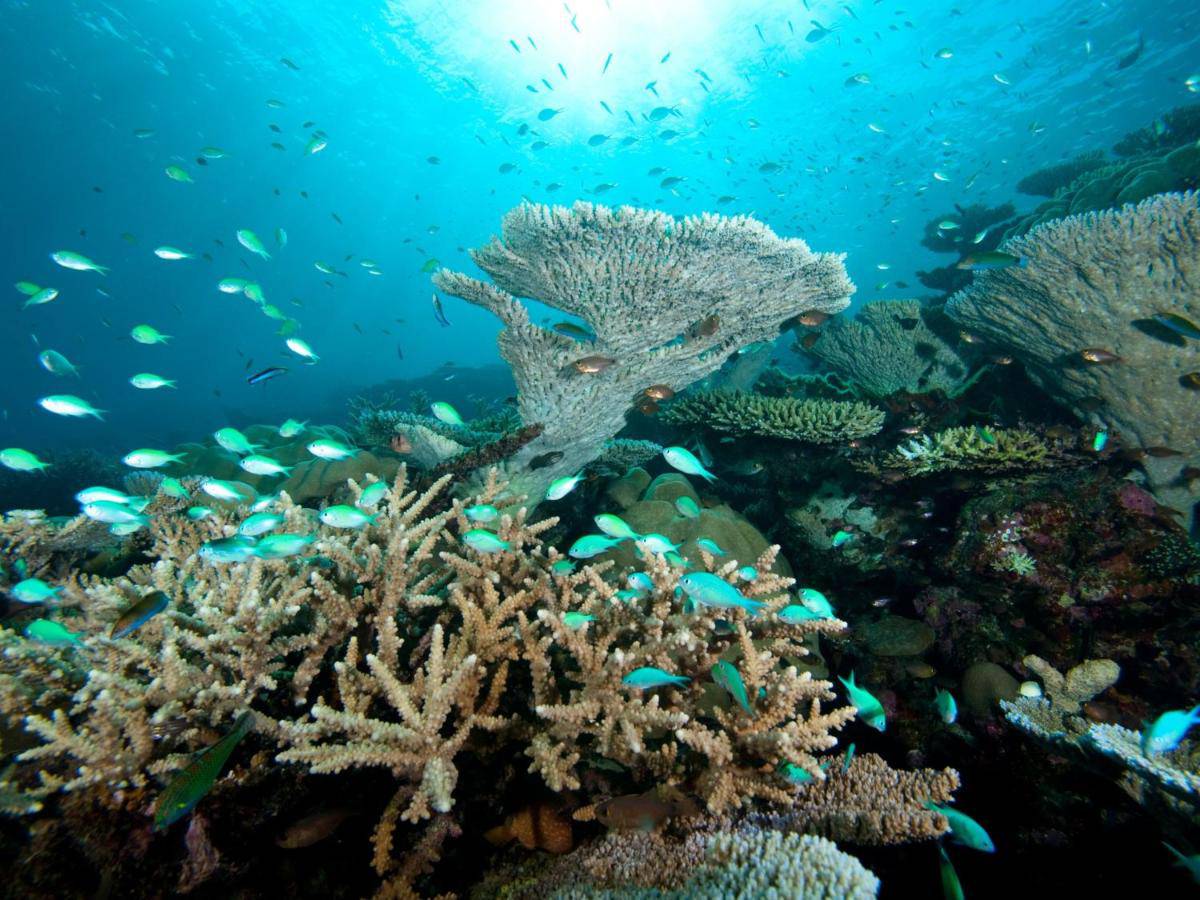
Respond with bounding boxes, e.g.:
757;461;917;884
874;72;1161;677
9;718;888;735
805;299;978;399
1004;143;1200;238
661;390;885;443
919;203;1016;255
857;426;1081;478
1113;102;1200;157
1001;655;1120;739
433;201;854;498
1016;150;1109;197
589;439;664;477
947;191;1200;514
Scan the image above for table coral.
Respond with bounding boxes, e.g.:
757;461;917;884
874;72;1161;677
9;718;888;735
434;201;854;498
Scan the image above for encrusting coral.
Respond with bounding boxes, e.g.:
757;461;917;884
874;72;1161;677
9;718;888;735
947;191;1200;514
433;200;854;498
805;299;978;399
661;389;885;443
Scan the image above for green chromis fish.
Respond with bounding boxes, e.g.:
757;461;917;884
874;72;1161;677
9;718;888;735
199;536;258;563
1093;430;1108;452
674;496;700;518
935;688;958;724
622;666;690;690
187;506;214;521
239;455;291;477
711;660;753;715
306;439;356;460
662;446;716;482
352;482;388;510
637;533;680;554
926;802;995;852
562;611;595;629
799;588;834;618
111;590;169;639
278;418;307;438
82;501;148;526
594;513;639;539
430;401;464;426
627;572;653;592
549;559;576;576
839;671;886;732
779;760;828;785
831;530;854;549
677;572;764;614
253;534;315;559
164;165;193;183
122;448;185;468
568;534;623;559
1164;843;1200;884
464;503;499;523
939;844;964;900
154;711;255;830
130;373;176;390
159;477;190;499
236;229;271;260
238;512;285;537
319;505;376;529
285;337;319;363
545;473;583;501
0;448;49;472
25;618;83;647
50;249;108;274
737;566;757;582
130;324;171;344
696;538;725;556
1141;706;1200;755
462;529;509;553
10;578;61;604
38;394;104;419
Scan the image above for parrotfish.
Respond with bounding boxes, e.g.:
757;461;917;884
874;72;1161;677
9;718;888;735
154;711;255;830
927;802;995;852
711;660;753;715
839;670;886;731
662;446;716;482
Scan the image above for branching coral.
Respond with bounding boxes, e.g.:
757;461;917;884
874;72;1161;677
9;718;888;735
947;192;1200;510
1001;655;1119;739
433;200;854;497
857;426;1078;478
805;300;978;399
661;390;885;443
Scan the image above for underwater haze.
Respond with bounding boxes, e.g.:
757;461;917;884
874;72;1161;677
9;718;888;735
3;0;1200;897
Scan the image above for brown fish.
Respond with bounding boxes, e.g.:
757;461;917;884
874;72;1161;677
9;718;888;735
800;332;820;350
276;808;355;849
484;802;573;854
794;311;829;327
1181;467;1200;482
389;434;412;454
588;789;699;832
992;355;1013;365
1143;446;1184;458
1181;372;1200;390
572;355;616;374
687;314;720;340
1079;348;1122;364
959;331;982;344
636;398;659;415
643;384;675;401
529;451;564;470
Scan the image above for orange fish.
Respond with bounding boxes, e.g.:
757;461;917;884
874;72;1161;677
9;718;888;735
794;311;829;327
484;802;573;854
643;384;675;401
390;434;413;454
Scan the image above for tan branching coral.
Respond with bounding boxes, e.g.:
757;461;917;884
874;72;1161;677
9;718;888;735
661;390;885;443
761;753;958;845
857;425;1083;478
946;191;1200;511
433;200;854;497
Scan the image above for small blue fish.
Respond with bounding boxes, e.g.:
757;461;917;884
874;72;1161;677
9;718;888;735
550;559;576;576
779;760;828;784
778;604;827;624
677;572;764;614
637;533;680;555
562;612;595;630
799;588;834;618
674;496;700;518
839;671;886;732
622;666;690;690
939;844;964;900
1164;842;1200;884
935;688;958;724
662;446;716;482
1093;430;1108;452
1142;706;1200;755
464;504;499;523
462;529;509;554
627;572;653;592
927;802;995;852
568;534;623;559
711;660;753;715
595;513;639;540
737;566;757;582
831;530;854;548
696;538;725;556
842;742;856;772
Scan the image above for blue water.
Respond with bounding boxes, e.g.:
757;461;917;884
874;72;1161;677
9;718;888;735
1;0;1196;456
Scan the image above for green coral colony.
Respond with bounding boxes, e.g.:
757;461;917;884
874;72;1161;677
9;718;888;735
2;8;1200;899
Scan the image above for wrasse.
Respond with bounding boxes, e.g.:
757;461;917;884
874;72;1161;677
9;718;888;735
154;712;255;830
247;366;287;385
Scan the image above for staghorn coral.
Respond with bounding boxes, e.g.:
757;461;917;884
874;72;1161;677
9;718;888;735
947;192;1200;514
433;200;854;498
805;300;978;399
1016;150;1109;197
661;389;885;443
858;426;1078;478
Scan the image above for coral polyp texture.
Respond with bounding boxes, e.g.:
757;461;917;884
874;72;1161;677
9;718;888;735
661;389;886;443
946;191;1200;508
433;201;854;496
807;299;976;399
